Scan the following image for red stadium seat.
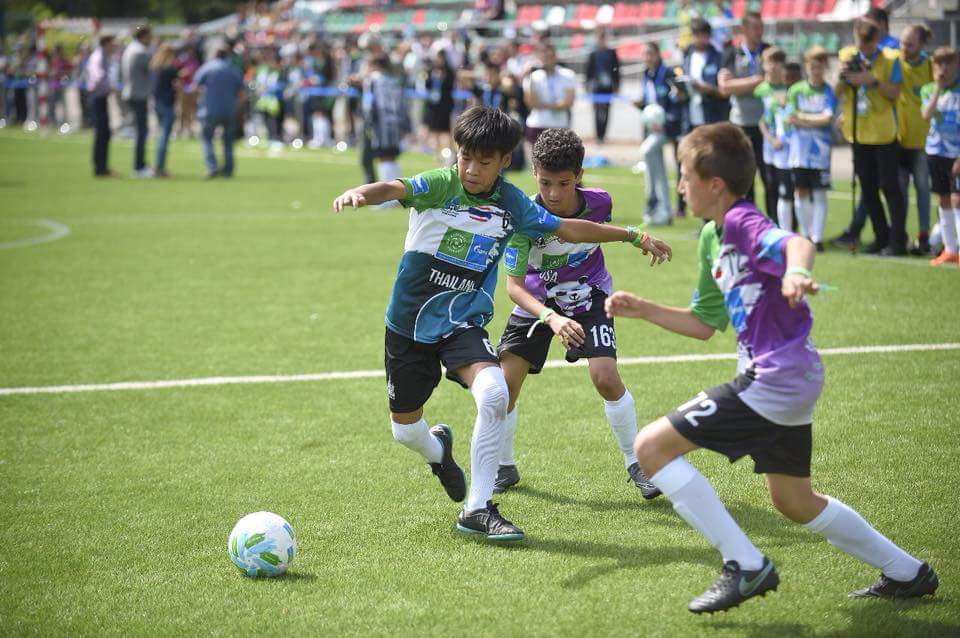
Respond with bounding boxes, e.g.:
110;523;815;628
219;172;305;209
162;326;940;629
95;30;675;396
731;0;746;16
650;0;665;18
570;33;585;49
760;0;776;16
411;8;425;24
576;3;597;20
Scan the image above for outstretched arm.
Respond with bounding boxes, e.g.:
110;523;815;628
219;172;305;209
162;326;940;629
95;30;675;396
781;235;818;308
604;292;716;340
332;180;407;211
553;219;673;266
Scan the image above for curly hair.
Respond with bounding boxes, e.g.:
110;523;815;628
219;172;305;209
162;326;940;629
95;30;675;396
532;128;585;174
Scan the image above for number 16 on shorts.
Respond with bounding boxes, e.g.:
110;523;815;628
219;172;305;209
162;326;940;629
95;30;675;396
677;391;718;427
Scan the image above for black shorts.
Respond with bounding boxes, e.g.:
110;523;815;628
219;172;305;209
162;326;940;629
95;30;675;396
497;294;617;373
928;154;960;195
776;167;795;200
666;373;813;477
384;327;499;413
792;167;831;191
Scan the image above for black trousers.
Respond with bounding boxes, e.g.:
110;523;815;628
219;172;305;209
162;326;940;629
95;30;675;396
593;92;612;142
851;142;905;249
92;95;111;175
127;99;148;170
740;125;765;209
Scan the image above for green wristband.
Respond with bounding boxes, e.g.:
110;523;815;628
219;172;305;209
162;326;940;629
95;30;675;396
785;266;813;279
623;225;639;243
538;308;555;323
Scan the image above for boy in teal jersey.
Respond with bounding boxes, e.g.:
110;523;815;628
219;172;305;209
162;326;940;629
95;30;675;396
332;107;671;541
493;128;664;499
754;47;787;222
922;47;960;267
788;47;837;251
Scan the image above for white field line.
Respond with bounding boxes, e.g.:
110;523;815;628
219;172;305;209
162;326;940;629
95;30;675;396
0;219;70;251
1;342;957;398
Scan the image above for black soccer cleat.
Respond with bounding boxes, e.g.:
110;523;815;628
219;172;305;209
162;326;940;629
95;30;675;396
493;464;521;493
627;462;662;500
849;562;939;600
688;558;779;614
428;424;466;503
456;501;525;541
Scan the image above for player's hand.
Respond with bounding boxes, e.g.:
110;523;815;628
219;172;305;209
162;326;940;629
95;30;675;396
782;273;819;308
637;234;672;266
333;189;367;212
772;138;784;150
548;314;585;348
604;291;648;319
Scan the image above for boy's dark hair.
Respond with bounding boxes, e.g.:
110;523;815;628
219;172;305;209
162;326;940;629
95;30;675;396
691;18;712;36
453;106;522;157
742;11;762;26
678;122;755;197
762;46;786;64
532;128;585;174
865;6;888;27
854;18;880;44
785;61;803;83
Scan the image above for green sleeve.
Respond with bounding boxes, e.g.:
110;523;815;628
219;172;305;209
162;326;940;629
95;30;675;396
689;223;729;332
920;82;935;110
787;83;800;110
503;233;533;277
398;168;453;211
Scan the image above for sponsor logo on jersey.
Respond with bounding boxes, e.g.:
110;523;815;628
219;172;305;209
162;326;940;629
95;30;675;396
504;246;518;270
411;175;429;195
436;228;497;271
428;268;477;292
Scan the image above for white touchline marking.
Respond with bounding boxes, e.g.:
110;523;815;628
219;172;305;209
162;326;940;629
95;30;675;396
1;342;957;398
0;219;70;251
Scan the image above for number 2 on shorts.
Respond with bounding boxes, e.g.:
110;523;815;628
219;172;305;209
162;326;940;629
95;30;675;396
677;391;718;427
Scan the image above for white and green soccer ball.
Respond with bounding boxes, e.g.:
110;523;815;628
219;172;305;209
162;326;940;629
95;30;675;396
228;512;296;577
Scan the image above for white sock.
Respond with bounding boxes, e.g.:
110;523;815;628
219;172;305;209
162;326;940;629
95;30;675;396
499;407;518;465
794;194;812;238
391;418;442;464
777;198;794;231
466;367;509;512
650;457;765;570
603;389;639;467
312;114;330;146
940;206;958;254
953;208;960;253
379;160;401;182
811;190;828;243
805;496;923;582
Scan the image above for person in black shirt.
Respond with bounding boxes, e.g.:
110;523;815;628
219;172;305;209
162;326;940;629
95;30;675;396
586;30;621;144
150;43;178;177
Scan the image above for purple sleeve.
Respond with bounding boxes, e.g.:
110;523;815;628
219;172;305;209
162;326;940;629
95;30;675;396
725;207;794;279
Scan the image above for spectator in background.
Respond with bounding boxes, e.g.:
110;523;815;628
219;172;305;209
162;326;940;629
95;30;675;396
708;0;735;52
361;54;410;187
523;42;577;148
682;19;728;132
254;49;286;148
195;46;245;178
676;0;700;53
75;43;93;128
303;42;336;148
86;35;116;177
867;7;899;51
175;43;200;138
421;50;456;161
897;24;934;255
151;43;179;178
756;46;788;223
637;42;687;217
586;29;620;144
121;25;153;177
719;12;770;208
835;18;906;255
47;44;72;130
471;62;507;111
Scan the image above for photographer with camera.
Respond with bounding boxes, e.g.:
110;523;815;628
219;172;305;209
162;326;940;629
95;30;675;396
836;18;907;255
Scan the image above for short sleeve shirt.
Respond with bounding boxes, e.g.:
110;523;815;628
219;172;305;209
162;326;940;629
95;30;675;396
788;81;836;170
922;81;960;158
523;66;577;129
721;42;769;126
388;167;562;342
898;53;933;150
503;188;614;317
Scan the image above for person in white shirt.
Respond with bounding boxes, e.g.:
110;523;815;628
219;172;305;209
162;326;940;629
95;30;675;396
522;42;577;147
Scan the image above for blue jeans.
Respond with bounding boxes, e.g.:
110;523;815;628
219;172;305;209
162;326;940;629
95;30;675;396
201;114;236;176
154;101;175;172
899;147;931;234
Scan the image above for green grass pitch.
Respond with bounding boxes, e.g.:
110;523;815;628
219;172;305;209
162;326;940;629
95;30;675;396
0;130;958;637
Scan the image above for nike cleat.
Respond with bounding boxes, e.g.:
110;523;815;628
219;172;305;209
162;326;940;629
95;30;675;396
849;562;939;599
627;462;661;500
688;558;779;614
428;424;466;502
456;501;525;541
493;464;521;493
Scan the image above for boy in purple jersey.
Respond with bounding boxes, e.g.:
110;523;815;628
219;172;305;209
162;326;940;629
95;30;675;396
606;123;938;614
494;128;665;498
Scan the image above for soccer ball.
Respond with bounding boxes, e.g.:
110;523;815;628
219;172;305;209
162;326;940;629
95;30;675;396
641;104;666;128
228;512;296;577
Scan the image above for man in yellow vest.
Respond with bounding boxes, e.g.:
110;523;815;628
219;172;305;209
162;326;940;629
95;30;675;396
836;18;906;255
897;24;934;254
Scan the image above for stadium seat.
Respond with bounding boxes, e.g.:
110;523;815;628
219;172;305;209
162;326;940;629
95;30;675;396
760;0;776;17
411;8;425;25
825;32;840;53
576;3;598;20
649;1;665;18
731;0;746;16
570;33;585;49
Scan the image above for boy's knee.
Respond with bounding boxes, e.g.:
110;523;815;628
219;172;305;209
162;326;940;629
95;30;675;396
590;367;624;400
472;367;509;420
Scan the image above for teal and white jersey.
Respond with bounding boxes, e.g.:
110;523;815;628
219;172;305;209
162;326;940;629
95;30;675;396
788;81;836;171
388;167;562;343
922;81;960;158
